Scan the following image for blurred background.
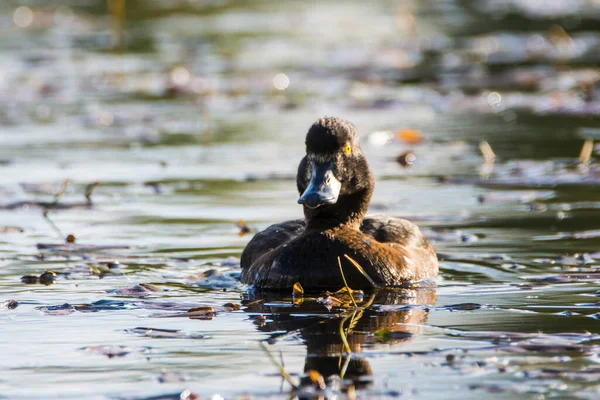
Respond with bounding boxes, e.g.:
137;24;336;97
1;1;600;399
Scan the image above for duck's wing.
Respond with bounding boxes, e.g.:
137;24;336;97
241;219;306;270
360;215;438;279
361;216;423;245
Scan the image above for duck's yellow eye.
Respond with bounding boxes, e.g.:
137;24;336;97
345;145;352;155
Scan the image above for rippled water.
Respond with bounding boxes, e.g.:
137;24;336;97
1;1;600;399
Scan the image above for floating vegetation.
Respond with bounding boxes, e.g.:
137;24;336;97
107;283;163;297
236;220;253;236
186;269;241;290
21;270;58;285
124;327;206;339
82;345;150;359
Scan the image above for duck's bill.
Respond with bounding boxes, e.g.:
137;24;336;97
298;160;341;209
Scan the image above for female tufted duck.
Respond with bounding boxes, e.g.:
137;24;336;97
241;117;438;290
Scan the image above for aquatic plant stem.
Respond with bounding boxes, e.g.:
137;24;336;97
339;314;352;354
42;179;69;239
259;342;298;390
337;256;357;308
343;254;377;287
340;352;352;380
339;309;360;379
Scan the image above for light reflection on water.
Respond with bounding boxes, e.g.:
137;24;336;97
1;0;600;399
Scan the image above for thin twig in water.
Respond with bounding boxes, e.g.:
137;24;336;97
42;180;69;239
337;256;357;308
43;210;63;239
85;181;99;206
259;342;298;390
479;140;496;179
49;179;69;209
479;141;496;163
107;0;126;51
343;254;377;287
579;139;594;166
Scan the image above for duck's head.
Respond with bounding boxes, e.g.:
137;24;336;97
297;117;374;228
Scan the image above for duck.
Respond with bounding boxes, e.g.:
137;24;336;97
241;117;438;290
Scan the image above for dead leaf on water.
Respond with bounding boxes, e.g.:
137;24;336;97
397;128;423;144
186;306;215;320
293;282;304;296
236;220;252;236
0;226;24;233
108;283;163;297
300;370;326;390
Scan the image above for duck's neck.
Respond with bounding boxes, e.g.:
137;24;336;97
304;188;372;231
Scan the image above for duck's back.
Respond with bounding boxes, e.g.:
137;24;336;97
240;219;305;271
240;216;438;290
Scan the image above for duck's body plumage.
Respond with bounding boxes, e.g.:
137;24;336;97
241;117;438;290
241;216;437;289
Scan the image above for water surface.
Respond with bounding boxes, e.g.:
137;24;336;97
1;1;600;399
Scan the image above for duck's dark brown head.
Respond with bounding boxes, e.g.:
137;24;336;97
297;117;374;229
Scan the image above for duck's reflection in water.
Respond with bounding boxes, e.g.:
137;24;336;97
243;287;436;387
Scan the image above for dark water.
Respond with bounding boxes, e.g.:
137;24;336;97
1;1;600;399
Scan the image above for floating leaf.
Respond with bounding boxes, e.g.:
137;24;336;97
293;282;304;296
397;128;423;144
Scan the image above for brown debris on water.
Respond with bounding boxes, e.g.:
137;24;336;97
21;275;39;284
21;270;58;285
39;270;57;285
395;150;416;167
253;315;267;326
186;306;216;320
0;226;24;233
292;282;304;296
299;370;326;390
222;302;241;311
396;128;423;145
236;220;252;236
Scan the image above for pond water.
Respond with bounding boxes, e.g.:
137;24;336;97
1;1;600;399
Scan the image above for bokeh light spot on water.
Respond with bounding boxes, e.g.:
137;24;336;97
273;73;290;90
13;6;34;28
487;91;502;106
171;66;191;86
98;111;114;127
